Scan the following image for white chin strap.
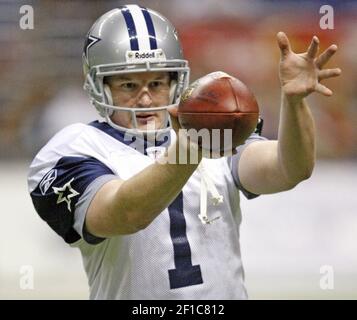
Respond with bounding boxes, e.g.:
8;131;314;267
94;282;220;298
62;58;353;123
169;80;178;103
103;84;114;115
198;161;223;224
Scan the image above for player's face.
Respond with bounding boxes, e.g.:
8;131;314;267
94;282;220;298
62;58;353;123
107;72;170;131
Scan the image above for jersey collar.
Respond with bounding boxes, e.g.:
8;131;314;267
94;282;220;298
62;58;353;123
89;121;171;155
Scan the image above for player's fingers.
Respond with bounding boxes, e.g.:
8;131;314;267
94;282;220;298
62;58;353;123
167;104;180;132
315;83;333;96
316;44;338;69
318;68;341;81
167;104;178;118
307;36;319;59
277;31;291;58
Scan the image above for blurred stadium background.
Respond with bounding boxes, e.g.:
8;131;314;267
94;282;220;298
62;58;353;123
0;0;356;299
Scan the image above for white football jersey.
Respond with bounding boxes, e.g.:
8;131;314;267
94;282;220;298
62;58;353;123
28;121;266;299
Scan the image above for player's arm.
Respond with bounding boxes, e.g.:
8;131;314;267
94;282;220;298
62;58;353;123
237;32;341;195
238;98;315;194
86;122;201;237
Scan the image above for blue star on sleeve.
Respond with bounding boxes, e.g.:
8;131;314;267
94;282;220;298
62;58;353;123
30;156;114;244
52;178;80;212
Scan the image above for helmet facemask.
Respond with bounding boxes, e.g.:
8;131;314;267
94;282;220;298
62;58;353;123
84;61;189;136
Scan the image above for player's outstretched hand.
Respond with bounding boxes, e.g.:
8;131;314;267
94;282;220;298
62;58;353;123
277;32;341;100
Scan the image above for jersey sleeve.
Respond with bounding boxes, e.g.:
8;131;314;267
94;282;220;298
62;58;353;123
29;156;118;245
228;132;268;200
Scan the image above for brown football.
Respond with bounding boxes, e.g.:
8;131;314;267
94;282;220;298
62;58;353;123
177;71;260;153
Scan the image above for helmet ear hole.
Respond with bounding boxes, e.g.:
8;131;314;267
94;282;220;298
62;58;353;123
104;84;114;105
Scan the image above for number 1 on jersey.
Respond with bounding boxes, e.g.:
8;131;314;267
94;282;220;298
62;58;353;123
167;192;203;289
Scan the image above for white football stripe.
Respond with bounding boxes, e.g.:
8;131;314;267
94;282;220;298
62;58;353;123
126;4;150;51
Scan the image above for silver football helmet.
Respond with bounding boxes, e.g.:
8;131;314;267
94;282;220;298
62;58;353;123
83;5;190;134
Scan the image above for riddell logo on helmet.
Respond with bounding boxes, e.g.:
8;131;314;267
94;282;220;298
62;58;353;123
135;52;155;59
126;49;166;62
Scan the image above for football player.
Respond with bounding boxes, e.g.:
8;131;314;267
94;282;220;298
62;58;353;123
28;5;340;299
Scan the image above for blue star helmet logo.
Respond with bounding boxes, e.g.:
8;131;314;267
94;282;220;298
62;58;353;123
84;35;101;64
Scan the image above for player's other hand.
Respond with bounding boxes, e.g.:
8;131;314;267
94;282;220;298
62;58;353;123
277;32;341;100
167;104;181;134
167;104;202;163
